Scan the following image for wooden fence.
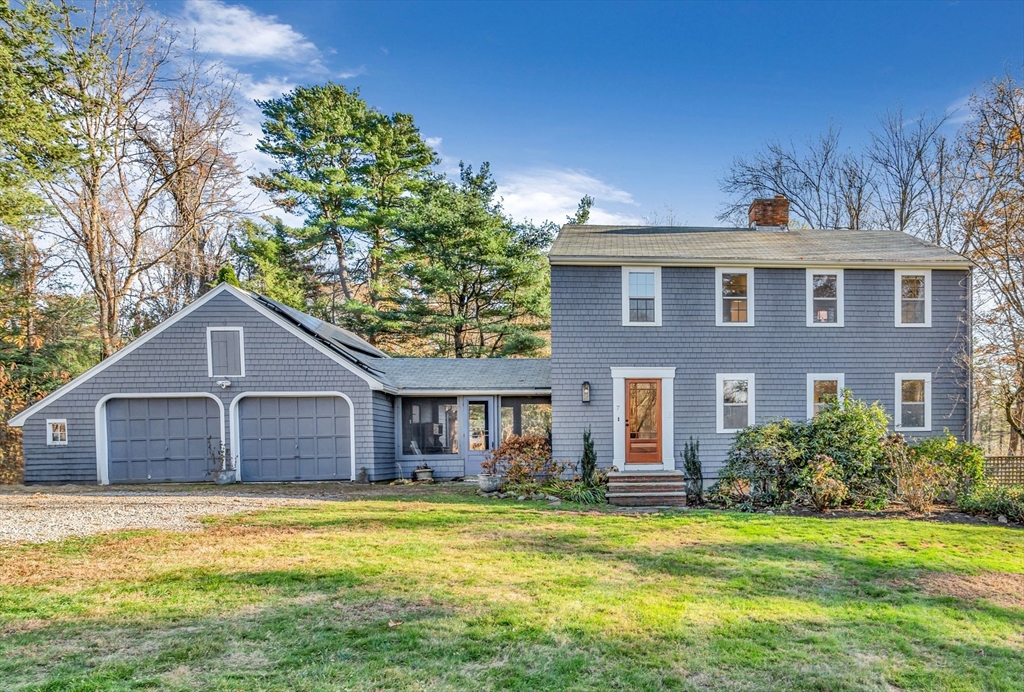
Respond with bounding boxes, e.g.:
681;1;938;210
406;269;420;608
985;456;1024;486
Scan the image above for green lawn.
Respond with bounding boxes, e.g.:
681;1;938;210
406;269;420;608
1;489;1023;691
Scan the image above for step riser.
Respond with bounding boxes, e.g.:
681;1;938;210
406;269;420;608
608;476;687;484
608;483;686;494
609;496;687;507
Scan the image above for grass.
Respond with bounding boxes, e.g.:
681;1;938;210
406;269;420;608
1;488;1023;691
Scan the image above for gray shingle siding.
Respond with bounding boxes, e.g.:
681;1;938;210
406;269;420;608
550;265;970;480
19;291;389;484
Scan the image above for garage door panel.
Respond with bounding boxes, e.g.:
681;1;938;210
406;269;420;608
240;396;351;482
107;397;220;483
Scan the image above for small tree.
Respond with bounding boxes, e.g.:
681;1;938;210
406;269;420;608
683;436;703;504
580;427;597;487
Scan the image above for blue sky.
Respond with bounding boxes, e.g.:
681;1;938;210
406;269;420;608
157;0;1023;226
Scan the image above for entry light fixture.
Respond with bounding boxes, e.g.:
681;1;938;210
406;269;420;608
581;381;591;403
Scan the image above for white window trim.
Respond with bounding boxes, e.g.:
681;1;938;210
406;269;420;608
46;418;68;446
806;268;845;328
715;267;754;326
895;372;932;432
806;373;845;419
895;269;932;328
716;373;755;434
610;367;675;470
621;266;662;327
206;326;245;378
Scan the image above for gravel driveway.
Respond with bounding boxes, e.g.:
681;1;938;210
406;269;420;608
0;491;318;544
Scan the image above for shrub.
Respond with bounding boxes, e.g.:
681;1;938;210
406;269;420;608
716;419;803;506
580;427;597;487
481;435;564;486
881;433;952;513
547;476;607;504
802;454;848;512
803;392;889;488
911;431;985;497
683;437;703;504
957;483;1024;523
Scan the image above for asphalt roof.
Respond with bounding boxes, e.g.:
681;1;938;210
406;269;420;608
370;357;550;392
548;225;971;267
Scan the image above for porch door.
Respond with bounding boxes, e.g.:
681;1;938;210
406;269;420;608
464;397;494;475
625;379;661;464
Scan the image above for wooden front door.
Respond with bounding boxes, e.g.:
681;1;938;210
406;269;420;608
625;379;661;464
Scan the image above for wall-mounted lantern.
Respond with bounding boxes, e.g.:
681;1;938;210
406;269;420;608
581;381;591;403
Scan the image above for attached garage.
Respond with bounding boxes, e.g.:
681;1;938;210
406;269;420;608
106;397;222;483
238;396;352;482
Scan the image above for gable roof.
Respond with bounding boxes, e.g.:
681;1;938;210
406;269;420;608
372;357;550;393
549;225;971;268
7;283;388;427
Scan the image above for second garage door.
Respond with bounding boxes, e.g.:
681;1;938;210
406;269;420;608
239;396;351;482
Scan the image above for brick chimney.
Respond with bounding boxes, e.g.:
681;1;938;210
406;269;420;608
748;195;790;229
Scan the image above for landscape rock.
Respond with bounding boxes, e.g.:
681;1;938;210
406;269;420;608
998;514;1008;524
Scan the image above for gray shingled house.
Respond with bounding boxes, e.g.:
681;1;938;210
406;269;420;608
8;197;972;492
548;197;972;498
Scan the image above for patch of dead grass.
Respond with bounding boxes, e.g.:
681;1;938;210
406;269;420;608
919;571;1024;609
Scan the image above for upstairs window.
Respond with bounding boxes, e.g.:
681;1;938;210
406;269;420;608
46;419;68;446
807;373;845;418
895;373;931;431
896;270;931;327
207;327;245;378
622;267;662;326
716;268;754;326
807;269;844;327
716;373;754;434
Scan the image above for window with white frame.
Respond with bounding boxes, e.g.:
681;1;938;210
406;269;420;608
46;419;68;446
806;373;845;418
622;267;662;326
895;270;931;327
807;269;844;326
716;268;753;326
716;373;754;433
895;373;931;431
207;327;245;378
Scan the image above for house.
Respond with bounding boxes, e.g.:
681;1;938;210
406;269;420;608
6;286;551;484
7;197;971;489
547;196;972;488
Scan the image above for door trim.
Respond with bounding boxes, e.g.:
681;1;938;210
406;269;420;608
229;392;356;482
610;367;675;471
94;393;225;486
463;396;496;476
625;378;662;464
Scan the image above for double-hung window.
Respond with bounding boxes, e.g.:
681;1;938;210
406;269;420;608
806;269;844;327
46;419;68;446
716;373;754;434
806;373;845;418
895;270;931;327
895;373;931;431
715;268;753;326
622;267;662;326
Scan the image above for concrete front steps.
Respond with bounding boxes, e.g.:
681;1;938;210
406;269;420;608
606;469;687;507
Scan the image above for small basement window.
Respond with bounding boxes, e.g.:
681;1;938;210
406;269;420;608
807;269;844;327
401;398;459;455
46;419;68;446
716;268;754;326
500;397;552;441
622;267;662;326
896;373;931;431
207;327;244;378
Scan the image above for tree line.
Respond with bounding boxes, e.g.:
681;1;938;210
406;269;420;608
718;73;1024;454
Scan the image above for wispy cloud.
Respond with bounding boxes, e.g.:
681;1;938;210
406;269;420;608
182;0;320;64
944;94;972;126
497;168;641;225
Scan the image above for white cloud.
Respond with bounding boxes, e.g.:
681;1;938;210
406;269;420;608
241;75;298;102
182;0;320;63
944;94;972;126
497;168;641;225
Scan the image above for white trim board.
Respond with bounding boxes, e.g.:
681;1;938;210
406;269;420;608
206;326;246;378
610;367;675;471
229;391;358;483
8;283;385;427
94;393;226;486
549;258;972;270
